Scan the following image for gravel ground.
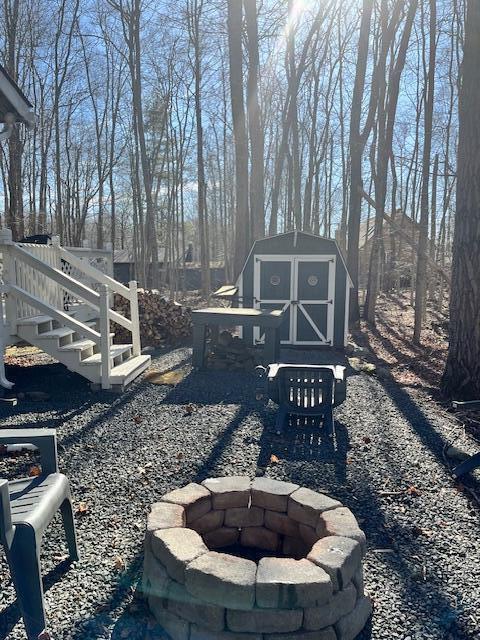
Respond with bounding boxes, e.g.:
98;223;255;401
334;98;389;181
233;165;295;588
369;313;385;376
1;348;480;640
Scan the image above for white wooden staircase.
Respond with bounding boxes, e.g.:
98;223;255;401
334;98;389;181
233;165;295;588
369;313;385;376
0;228;150;390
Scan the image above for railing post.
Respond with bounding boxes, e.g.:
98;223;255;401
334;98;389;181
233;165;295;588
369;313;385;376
0;228;17;336
0;283;14;390
129;280;141;356
49;235;63;310
99;284;111;389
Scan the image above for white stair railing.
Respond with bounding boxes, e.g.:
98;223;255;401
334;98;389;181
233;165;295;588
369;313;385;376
0;228;142;387
58;245;141;357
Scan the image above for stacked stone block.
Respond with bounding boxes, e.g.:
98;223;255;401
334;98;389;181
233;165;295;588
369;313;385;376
143;477;371;640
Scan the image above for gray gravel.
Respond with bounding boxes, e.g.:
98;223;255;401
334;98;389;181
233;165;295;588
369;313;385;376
1;347;480;640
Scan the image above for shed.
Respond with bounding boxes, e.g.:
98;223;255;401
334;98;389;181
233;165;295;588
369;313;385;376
237;231;352;348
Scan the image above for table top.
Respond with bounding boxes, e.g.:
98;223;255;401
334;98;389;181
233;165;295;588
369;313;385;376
193;307;282;318
192;306;284;327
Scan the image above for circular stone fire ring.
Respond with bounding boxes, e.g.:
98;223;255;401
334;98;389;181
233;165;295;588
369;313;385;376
143;477;371;640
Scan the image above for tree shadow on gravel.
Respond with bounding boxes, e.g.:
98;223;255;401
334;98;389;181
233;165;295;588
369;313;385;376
56;382;145;454
288;457;472;639
159;368;258;406
0;558;74;640
192;405;258;480
65;553;145;640
255;408;350;483
377;374;480;499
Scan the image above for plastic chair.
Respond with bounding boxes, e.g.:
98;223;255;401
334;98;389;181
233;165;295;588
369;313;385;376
0;429;78;639
255;364;346;436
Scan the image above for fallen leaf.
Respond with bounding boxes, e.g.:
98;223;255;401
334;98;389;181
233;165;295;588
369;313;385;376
29;464;42;477
54;553;69;563
133;415;143;424
363;436;371;444
270;454;280;464
114;555;126;571
184;403;195;415
176;451;184;460
406;485;422;497
412;525;433;538
76;502;89;516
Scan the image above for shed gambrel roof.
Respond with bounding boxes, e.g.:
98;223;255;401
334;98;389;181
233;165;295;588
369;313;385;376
239;231;353;288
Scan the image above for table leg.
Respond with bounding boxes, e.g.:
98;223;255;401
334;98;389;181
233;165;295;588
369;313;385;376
192;322;207;368
264;327;278;365
273;327;280;361
209;325;219;345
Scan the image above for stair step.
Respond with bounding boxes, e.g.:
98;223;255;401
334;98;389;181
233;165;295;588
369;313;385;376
109;355;151;386
36;327;75;340
81;345;132;365
59;339;97;352
17;315;53;326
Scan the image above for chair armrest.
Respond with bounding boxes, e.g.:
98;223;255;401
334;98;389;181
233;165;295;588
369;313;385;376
0;479;13;547
0;429;58;474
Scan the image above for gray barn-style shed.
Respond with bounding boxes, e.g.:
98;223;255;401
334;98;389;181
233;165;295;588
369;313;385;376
237;231;352;348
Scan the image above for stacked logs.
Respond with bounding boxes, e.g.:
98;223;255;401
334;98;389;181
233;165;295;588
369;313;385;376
114;290;192;347
206;330;258;371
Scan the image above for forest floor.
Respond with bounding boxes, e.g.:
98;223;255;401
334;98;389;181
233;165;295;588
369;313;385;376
356;291;449;391
353;291;480;449
0;294;480;639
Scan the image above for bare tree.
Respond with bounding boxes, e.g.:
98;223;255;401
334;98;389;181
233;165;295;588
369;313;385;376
244;0;264;241
441;0;480;399
346;0;374;324
187;0;210;294
413;0;437;344
227;0;249;276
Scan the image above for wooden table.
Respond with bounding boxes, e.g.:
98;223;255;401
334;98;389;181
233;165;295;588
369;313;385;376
191;307;284;368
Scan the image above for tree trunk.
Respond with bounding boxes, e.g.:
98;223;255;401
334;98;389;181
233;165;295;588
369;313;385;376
413;0;436;344
227;0;250;277
131;0;158;286
365;0;418;323
346;0;373;324
441;0;480;399
244;0;265;241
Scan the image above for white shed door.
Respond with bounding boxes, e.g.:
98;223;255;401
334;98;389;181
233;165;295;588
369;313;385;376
253;255;335;346
292;257;335;345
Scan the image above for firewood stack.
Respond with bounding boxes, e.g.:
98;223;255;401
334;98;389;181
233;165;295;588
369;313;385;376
206;330;258;371
113;290;192;347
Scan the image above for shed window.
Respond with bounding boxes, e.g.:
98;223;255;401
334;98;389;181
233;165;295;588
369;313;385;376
270;275;281;286
307;275;318;286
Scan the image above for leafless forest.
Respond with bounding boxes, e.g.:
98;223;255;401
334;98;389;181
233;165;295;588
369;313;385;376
0;0;479;396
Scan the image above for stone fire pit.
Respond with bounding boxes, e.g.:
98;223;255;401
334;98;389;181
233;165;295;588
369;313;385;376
143;477;371;640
